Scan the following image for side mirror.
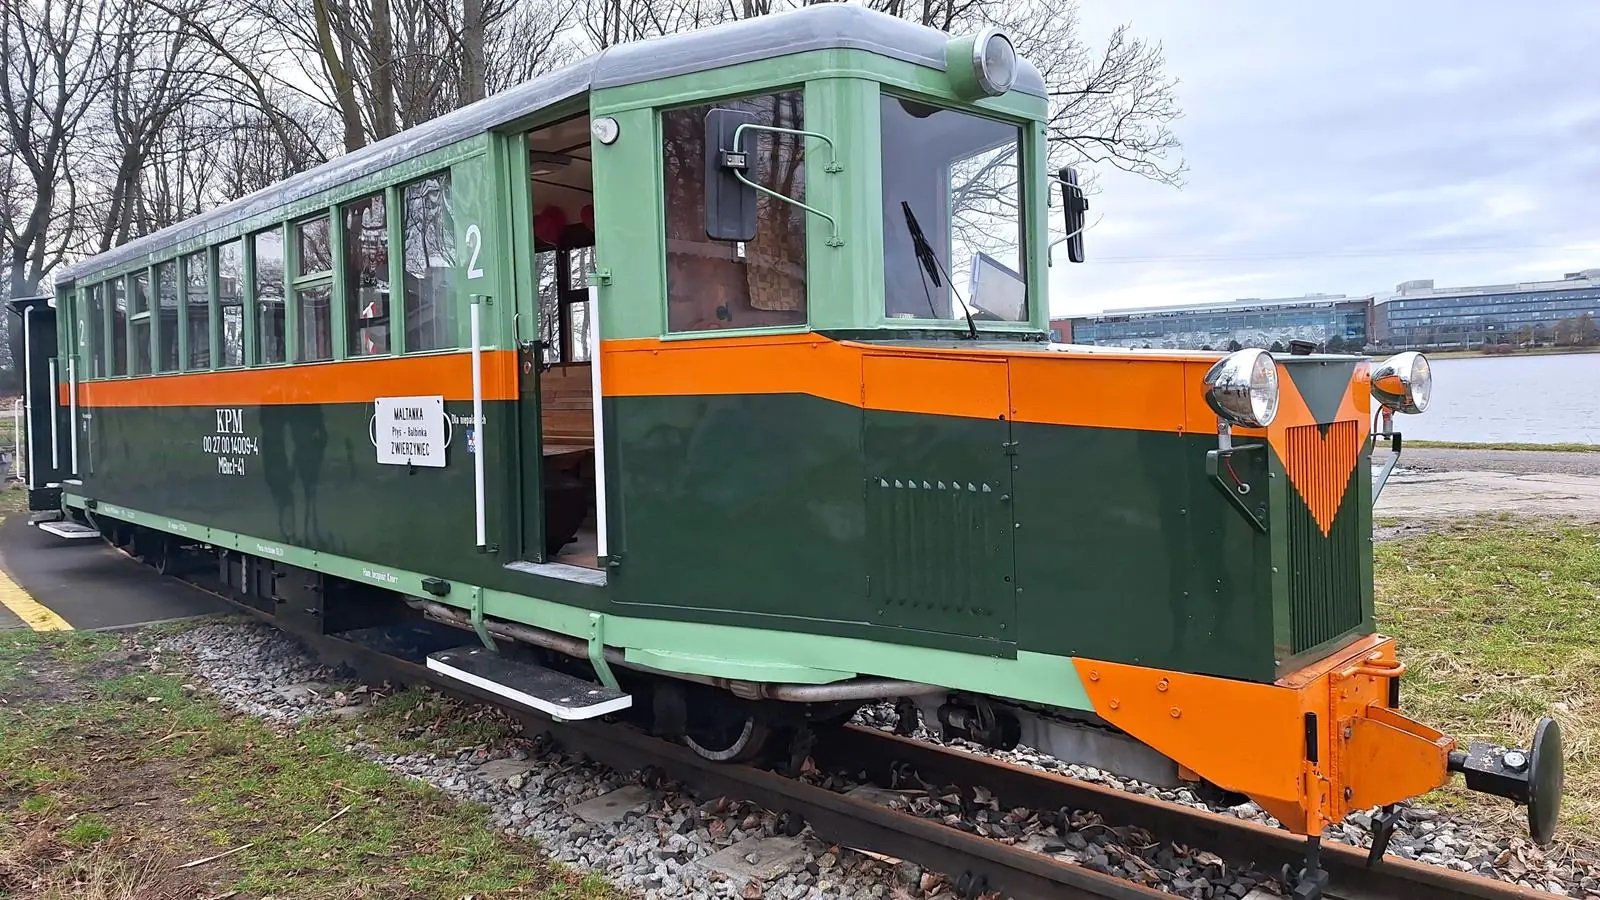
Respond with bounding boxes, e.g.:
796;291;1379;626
705;108;758;241
1058;166;1087;264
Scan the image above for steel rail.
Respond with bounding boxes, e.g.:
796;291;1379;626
260;617;1167;900
810;726;1550;900
163;565;1549;900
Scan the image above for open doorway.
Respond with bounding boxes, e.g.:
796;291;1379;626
524;115;600;570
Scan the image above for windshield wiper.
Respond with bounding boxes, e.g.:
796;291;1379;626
900;200;977;340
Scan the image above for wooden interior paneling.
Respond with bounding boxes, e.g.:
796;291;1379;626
541;363;593;445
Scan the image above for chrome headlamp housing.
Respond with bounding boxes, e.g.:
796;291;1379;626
1371;351;1432;414
947;28;1019;98
1204;348;1280;428
971;28;1018;96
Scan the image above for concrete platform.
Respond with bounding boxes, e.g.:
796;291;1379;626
0;516;231;632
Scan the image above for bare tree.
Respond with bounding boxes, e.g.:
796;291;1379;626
0;0;106;298
90;0;227;250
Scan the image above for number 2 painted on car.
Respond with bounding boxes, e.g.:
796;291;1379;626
465;224;485;279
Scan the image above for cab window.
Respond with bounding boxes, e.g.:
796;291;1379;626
661;90;806;333
880;96;1026;323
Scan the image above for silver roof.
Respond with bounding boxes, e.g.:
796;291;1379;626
59;4;1044;285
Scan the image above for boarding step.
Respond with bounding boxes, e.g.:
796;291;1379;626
426;646;632;720
36;520;100;540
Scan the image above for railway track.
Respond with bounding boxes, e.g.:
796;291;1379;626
163;566;1546;900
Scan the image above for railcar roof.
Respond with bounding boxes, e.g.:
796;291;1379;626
58;4;1044;285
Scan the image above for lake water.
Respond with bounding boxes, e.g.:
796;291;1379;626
1396;353;1600;445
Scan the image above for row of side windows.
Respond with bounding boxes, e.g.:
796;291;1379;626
77;172;456;378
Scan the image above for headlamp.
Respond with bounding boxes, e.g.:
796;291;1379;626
946;28;1019;99
1204;348;1280;428
971;28;1018;97
1371;351;1432;414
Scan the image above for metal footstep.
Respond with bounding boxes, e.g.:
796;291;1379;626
426;646;632;720
36;520;100;539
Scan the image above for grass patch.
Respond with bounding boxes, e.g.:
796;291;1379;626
1376;516;1600;838
60;815;112;846
359;685;522;755
0;487;27;518
1406;440;1599;453
0;633;617;899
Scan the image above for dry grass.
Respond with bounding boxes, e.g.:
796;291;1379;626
0;834;168;900
1376;515;1600;842
0;631;618;900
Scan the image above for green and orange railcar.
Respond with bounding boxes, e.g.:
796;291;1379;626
9;7;1560;895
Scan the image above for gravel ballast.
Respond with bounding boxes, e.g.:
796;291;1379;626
150;621;1595;898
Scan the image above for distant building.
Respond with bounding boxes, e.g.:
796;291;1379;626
1374;270;1600;349
1048;317;1073;343
1068;294;1373;351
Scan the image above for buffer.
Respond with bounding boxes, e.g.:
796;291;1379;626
426;646;632;720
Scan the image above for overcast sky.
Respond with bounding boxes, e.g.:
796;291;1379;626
1051;2;1600;316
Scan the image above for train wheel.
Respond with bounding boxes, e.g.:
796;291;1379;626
684;703;773;763
150;536;178;575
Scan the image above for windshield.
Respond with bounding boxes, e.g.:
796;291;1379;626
880;95;1027;322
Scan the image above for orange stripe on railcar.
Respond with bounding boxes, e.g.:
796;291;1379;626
64;351;520;407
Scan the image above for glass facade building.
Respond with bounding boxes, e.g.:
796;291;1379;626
1068;295;1371;351
1375;272;1600;349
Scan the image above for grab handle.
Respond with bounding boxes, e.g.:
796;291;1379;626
470;297;489;551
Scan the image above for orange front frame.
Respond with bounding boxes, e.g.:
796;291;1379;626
1074;634;1455;834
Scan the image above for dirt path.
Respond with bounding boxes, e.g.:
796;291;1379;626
1375;447;1600;526
1402;447;1600;477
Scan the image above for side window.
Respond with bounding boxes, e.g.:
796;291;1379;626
129;270;151;375
661;90;807;333
110;276;128;376
342;194;390;356
87;283;105;377
252;228;286;364
295;215;333;362
155;262;180;373
216;240;245;367
184;250;211;369
402;173;457;352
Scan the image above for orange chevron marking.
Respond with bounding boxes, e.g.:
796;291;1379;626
1268;365;1372;536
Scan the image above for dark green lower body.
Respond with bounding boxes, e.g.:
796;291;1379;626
77;392;1372;684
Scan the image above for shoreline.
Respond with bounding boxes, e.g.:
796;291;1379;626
1405;440;1598;453
1417;346;1600;360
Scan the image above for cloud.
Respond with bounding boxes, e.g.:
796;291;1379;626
1052;1;1600;317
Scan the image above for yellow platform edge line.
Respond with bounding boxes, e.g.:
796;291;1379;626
0;568;72;632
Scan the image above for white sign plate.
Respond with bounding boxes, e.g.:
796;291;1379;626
375;395;447;467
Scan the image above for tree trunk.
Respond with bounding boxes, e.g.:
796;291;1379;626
371;0;398;137
460;0;486;105
312;0;367;152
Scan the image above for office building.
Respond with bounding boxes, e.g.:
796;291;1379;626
1374;270;1600;349
1067;294;1372;351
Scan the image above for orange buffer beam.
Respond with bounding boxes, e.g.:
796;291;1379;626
1074;634;1455;835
